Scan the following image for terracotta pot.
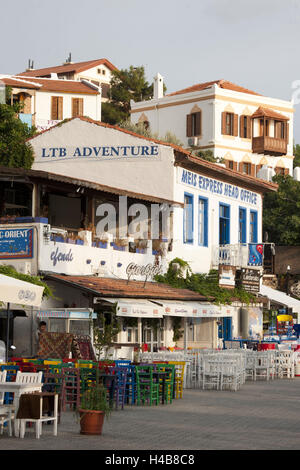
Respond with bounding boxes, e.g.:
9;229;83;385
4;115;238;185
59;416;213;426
79;409;105;435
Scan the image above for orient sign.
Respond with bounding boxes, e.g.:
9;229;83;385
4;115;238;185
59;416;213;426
126;262;162;281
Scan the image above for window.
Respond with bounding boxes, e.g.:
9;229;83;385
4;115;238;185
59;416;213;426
226;113;234;135
222;112;238;136
72;98;84;117
250;210;258;243
219;203;230;245
198;197;208;246
228;161;234;170
240;115;251;139
242;162;251;175
183;193;194;244
186;111;201;137
51;96;63;120
239;207;247;244
243;116;247;137
275;167;285;175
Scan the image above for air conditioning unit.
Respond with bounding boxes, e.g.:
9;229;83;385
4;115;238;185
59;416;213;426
188;137;199;147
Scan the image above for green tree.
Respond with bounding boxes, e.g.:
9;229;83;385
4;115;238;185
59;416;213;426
263;174;300;245
293;144;300;168
193;149;224;164
102;66;154;125
155;258;255;305
0;99;35;169
118;120;183;146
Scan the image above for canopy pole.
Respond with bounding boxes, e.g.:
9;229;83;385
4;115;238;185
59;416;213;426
6;302;10;363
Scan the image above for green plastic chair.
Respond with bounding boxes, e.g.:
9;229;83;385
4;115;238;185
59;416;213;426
135;365;159;406
155;364;175;404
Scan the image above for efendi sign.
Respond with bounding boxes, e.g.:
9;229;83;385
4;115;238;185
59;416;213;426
40;145;160;161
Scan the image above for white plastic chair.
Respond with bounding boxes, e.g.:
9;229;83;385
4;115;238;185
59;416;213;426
202;360;221;390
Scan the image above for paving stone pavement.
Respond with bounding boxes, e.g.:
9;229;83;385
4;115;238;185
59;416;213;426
1;378;300;451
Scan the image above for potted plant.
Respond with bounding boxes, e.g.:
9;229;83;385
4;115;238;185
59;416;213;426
78;382;112;435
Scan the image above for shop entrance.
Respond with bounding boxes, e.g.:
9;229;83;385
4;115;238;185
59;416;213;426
142;319;163;352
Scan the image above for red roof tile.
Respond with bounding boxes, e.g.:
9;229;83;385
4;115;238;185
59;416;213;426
251;106;289;120
0;77;40;89
46;275;211;301
15;76;99;94
18;58;118;77
167;79;261;97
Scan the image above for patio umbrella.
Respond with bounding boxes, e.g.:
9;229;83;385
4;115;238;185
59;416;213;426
0;274;44;361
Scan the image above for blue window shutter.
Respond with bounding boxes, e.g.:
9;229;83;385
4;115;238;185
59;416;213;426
250;210;258;243
184;193;194;244
198;197;208;247
239;207;247;244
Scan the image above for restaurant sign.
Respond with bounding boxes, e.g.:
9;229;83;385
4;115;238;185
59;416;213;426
0;228;34;259
236;268;261;293
126;262;162;281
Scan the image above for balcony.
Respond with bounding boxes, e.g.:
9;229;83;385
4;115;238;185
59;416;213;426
252;136;287;156
212;244;264;270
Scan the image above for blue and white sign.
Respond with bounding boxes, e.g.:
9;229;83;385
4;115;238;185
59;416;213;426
180;168;258;205
0;228;34;259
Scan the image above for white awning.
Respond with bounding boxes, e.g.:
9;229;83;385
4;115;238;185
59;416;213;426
101;298;164;318
99;298;234;318
149;300;235;318
260;285;300;315
0;274;44;307
36;308;97;319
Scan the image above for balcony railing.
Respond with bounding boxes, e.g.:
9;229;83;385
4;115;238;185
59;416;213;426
213;244;264;269
252;136;287;156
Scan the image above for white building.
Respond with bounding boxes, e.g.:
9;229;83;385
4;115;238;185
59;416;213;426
0;75;101;131
0;117;276;356
18;57;117;102
130;76;294;179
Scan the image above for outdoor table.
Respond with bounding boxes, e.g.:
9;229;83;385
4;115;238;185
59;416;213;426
0;382;42;436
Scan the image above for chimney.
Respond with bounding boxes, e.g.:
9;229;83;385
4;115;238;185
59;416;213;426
153;73;164;100
26;59;34;72
63;53;73;65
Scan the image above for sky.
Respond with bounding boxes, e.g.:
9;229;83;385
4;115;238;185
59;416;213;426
1;0;300;142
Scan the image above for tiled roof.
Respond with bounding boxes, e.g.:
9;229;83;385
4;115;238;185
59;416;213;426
18;58;118;77
251;106;289;120
167;79;261;97
0;77;40;89
14;76;99;94
46;275;211;301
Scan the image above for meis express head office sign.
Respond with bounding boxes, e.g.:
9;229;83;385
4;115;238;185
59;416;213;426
0;228;34;259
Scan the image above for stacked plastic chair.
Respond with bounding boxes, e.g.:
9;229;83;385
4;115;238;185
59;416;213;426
168;361;185;398
135;365;159;406
154;363;175;404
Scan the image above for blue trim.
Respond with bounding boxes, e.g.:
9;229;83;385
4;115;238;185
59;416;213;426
183;192;194;244
250;210;258;243
238;206;247;244
219;203;231;245
198;196;208;247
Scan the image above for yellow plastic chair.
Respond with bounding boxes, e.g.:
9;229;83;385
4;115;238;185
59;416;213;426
168;361;185;399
